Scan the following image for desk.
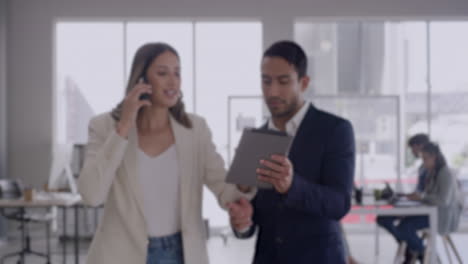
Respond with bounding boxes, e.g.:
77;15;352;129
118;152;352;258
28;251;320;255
350;203;438;264
60;202;103;264
0;193;81;264
0;197;79;208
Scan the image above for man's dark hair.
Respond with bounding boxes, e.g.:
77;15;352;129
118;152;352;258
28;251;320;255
408;134;430;147
263;40;307;79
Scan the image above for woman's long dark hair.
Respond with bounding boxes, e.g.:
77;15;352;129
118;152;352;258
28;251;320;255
422;142;447;175
111;43;192;128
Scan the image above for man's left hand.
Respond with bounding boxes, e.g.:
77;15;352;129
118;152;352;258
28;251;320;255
257;155;293;194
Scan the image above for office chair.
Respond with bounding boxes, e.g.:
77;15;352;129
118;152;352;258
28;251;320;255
0;179;52;264
421;230;462;264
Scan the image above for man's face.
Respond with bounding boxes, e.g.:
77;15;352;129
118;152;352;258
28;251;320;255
261;56;309;119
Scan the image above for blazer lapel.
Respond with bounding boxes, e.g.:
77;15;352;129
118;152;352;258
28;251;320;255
170;116;194;230
122;117;194;232
123;126;147;221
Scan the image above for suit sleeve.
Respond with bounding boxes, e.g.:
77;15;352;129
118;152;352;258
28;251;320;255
77;116;128;206
283;120;355;220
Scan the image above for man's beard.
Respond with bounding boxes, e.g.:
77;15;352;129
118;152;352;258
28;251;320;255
268;97;300;119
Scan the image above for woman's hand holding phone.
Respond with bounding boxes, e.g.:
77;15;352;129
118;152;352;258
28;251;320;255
116;78;152;139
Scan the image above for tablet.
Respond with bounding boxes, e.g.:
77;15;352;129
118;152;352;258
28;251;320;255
226;128;293;189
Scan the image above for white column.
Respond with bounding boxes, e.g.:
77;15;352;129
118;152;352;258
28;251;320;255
0;0;7;179
0;0;9;239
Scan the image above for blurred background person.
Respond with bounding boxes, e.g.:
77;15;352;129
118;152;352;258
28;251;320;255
394;143;463;263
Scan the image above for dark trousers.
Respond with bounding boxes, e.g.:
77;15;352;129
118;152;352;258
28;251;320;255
377;215;429;253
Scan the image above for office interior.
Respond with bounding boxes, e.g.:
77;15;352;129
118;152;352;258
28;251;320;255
0;0;468;263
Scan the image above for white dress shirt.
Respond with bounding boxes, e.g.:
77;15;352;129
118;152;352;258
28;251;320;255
268;101;310;137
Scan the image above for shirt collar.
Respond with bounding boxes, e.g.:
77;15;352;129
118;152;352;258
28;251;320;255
268;101;310;136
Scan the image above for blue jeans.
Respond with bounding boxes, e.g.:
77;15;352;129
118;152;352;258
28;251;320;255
376;216;401;243
146;232;184;264
395;216;429;254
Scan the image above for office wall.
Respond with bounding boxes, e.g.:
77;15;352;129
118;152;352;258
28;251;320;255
6;0;468;187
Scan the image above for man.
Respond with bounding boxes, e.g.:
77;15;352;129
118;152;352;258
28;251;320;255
376;133;430;262
227;41;355;264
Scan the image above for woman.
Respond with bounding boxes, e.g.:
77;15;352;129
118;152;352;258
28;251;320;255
395;142;463;262
78;43;255;264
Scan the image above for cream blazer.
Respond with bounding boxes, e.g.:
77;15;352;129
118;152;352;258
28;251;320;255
78;112;255;264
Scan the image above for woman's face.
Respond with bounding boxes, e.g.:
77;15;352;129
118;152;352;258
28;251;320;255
422;151;436;170
145;51;181;108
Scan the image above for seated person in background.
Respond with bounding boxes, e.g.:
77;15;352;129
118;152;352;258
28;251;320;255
376;134;430;252
394;142;464;262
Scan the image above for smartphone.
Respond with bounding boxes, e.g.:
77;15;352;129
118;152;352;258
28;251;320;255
139;75;151;101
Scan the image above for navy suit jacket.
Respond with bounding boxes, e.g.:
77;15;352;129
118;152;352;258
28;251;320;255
237;105;356;264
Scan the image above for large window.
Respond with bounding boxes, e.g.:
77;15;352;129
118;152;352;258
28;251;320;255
428;22;468;170
55;22;124;144
55;20;262;227
295;20;468;192
195;22;262;162
195;22;262;227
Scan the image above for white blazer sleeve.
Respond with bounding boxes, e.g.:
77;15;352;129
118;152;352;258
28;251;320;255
198;118;256;209
78;115;129;206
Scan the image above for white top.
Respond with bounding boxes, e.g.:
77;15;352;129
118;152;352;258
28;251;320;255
138;145;181;237
268;101;310;137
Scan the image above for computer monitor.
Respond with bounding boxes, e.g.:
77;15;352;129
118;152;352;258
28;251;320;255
48;143;78;193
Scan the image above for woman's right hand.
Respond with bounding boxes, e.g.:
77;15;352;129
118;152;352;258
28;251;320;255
116;79;152;138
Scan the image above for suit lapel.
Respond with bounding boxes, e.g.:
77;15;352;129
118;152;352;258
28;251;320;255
261;105;315;160
288;105;315;159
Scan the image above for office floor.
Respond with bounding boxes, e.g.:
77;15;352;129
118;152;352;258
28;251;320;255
0;225;467;263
